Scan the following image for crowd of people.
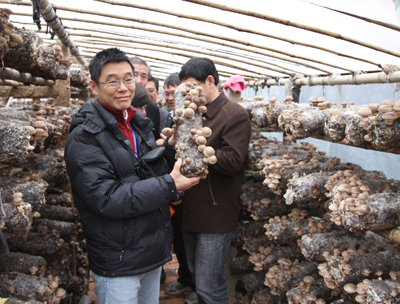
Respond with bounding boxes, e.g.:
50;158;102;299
65;48;251;304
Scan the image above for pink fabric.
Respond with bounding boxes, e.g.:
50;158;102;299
223;75;246;93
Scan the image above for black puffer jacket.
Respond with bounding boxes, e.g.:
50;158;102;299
65;100;176;277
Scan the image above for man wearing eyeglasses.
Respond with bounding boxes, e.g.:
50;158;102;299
64;48;200;304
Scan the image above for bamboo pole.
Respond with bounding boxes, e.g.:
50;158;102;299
74;38;298;77
245;70;400;87
5;2;362;73
0;67;55;86
38;0;88;68
375;228;400;245
306;2;400;33
80;46;264;79
181;0;400;58
65;30;313;76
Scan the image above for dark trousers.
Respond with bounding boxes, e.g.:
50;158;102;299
171;214;195;290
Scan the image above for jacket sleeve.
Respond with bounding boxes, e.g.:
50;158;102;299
209;108;251;176
65;128;177;220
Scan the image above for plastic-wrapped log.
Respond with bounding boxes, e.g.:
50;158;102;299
0;120;30;166
27;154;69;189
300;231;388;262
0;252;46;276
247;139;310;171
239;100;265;117
242;183;325;221
0;272;57;303
324;108;349;142
37;205;77;222
0;108;33;122
32;218;78;239
264;260;318;296
278;107;326;139
338;193;400;232
251;289;284;304
344;110;368;146
263;159;355;195
1;181;46;211
364;279;400;303
0;203;32;240
230;255;254;274
286;279;336;304
248;245;303;272
285;168;388;206
173;83;211;177
45;257;71;290
323;250;400;288
240;271;267;293
251;102;299;128
234;220;270;244
365;112;400;150
285;171;336;205
70;68;89;87
242;236;272;253
4;27;68;80
264;211;333;245
7;232;66;259
46;192;73;208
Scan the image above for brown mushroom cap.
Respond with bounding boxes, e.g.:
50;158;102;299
184;108;195;118
357;107;372;117
381;99;395;107
208;155;217;164
203;146;215;157
201;127;212;137
303;276;315;284
196;136;207;145
344;283;357;294
378;104;393;113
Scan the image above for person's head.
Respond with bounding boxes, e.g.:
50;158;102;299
89;48;136;111
179;57;220;103
163;72;181;110
131;83;151;116
130;56;151;86
146;75;159;105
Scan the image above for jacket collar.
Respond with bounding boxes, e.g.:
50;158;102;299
97;99;136;124
203;93;229;120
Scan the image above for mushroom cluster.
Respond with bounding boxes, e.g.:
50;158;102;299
170;82;217;178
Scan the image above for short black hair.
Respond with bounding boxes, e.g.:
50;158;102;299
148;75;159;91
89;48;134;84
179;57;219;85
164;72;181;88
130;56;152;76
131;83;151;108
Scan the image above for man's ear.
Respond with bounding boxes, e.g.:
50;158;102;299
89;80;99;95
207;75;215;89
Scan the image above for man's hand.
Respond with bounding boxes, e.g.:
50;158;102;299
160;128;177;148
170;159;200;191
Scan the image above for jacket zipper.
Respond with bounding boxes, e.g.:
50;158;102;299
120;221;126;262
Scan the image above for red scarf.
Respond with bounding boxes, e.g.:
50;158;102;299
97;99;137;154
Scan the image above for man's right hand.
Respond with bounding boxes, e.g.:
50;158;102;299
170;159;200;191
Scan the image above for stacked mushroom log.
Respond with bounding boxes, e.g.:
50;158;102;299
239;96;299;135
0;98;90;303
163;82;216;178
0;9;70;80
277;97;400;152
231;131;400;304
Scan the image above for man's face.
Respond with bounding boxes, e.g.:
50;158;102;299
90;61;135;111
133;64;149;86
146;80;158;104
164;84;178;110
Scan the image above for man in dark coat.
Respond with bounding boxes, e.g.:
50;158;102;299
178;58;251;304
64;48;200;304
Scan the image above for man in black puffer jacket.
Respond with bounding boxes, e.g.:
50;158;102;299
64;48;200;304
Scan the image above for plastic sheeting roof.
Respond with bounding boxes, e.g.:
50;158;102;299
2;0;400;82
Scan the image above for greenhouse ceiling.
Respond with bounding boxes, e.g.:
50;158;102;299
1;0;400;84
